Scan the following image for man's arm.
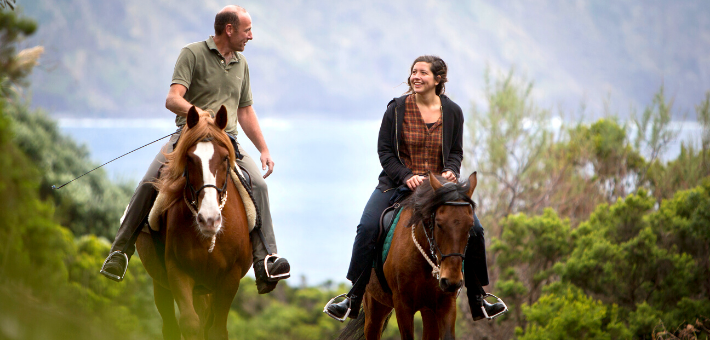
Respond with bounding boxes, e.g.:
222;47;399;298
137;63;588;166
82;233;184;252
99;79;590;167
165;84;199;117
237;105;274;179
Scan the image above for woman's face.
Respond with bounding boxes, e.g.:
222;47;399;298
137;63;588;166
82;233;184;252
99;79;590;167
409;62;439;95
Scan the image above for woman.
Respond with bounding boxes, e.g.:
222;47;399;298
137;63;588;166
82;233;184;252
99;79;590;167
326;56;505;321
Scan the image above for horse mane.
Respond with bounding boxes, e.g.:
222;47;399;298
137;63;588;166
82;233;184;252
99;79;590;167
155;111;236;210
402;175;476;228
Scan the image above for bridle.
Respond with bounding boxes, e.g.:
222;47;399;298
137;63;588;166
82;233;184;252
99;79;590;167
183;157;230;216
422;200;475;261
411;183;476;280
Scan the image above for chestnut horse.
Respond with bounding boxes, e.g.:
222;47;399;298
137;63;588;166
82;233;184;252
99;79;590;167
136;106;252;340
339;172;478;340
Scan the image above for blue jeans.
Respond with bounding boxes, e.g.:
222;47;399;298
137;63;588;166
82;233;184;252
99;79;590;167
346;188;394;282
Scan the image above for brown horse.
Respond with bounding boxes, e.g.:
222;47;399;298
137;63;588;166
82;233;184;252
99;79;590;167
338;172;478;340
136;106;252;340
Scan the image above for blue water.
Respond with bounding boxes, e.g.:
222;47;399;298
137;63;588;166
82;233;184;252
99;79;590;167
59;117;383;285
58;117;705;284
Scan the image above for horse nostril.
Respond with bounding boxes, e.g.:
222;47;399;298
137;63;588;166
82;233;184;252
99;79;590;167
440;278;450;290
197;214;206;225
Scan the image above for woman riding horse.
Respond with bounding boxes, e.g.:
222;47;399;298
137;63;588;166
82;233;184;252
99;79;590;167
325;55;505;322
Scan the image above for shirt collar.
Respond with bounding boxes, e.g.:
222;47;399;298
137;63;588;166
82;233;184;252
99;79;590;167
206;36;240;63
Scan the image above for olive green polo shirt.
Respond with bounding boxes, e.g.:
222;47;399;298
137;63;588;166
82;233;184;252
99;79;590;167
171;36;253;135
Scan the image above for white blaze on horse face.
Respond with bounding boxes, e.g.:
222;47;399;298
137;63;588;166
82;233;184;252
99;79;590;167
194;141;222;235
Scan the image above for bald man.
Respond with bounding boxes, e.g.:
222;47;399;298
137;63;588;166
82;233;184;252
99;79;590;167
101;6;290;294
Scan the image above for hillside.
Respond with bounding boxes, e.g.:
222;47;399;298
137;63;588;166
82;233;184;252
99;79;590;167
21;0;710;119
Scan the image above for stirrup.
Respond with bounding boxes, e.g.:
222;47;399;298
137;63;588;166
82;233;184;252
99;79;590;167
322;293;350;322
100;251;129;282
480;293;508;320
264;254;290;280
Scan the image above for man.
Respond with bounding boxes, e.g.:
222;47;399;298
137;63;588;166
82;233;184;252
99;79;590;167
100;5;290;294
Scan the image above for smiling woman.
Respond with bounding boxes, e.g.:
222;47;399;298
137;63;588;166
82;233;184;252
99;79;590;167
325;55;507;334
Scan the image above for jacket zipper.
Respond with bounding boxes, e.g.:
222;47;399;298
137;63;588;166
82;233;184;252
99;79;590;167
395;106;402;164
440;102;445;171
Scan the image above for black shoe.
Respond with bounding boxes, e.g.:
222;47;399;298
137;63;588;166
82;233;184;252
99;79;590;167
254;257;290;294
325;295;362;321
471;294;507;321
100;251;129;282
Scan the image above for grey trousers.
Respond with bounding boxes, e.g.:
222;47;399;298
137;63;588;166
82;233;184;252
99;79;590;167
110;131;278;263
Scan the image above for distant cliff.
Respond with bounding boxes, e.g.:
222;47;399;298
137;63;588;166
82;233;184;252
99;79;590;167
22;0;710;119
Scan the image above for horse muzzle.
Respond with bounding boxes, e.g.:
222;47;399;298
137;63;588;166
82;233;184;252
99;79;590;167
439;277;463;292
196;211;222;237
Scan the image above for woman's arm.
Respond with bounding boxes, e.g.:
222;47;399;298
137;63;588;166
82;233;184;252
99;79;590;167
443;106;464;178
378;102;413;185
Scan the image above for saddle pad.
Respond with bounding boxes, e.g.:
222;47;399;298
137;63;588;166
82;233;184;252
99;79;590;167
380;208;403;263
142;164;257;233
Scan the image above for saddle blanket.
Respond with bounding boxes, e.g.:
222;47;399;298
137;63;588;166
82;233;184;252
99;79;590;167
379;208;403;264
139;165;257;233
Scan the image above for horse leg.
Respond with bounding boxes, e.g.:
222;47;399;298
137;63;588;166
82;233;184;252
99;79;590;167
193;293;212;340
154;281;181;340
435;298;458;340
363;293;392;340
168;271;201;340
393;299;416;340
421;309;440;340
207;275;241;340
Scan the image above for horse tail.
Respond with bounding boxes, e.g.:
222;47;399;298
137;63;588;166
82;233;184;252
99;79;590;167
335;308;393;340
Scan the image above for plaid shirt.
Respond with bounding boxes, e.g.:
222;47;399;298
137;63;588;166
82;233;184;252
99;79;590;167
400;94;443;176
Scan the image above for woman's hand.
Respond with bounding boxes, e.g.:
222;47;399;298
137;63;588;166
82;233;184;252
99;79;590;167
406;175;427;191
442;170;456;182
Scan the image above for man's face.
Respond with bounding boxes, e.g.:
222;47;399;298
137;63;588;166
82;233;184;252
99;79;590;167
228;12;252;52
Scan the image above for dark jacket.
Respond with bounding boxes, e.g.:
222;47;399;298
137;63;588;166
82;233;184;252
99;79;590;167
376;94;464;191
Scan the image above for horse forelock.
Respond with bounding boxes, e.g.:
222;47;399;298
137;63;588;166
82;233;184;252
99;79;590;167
156;112;235;213
404;175;476;228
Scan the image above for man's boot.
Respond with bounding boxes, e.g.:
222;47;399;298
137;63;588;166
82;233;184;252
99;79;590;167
100;181;158;282
253;255;290;294
470;294;507;321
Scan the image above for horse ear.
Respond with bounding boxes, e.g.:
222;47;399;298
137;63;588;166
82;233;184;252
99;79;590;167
429;171;443;191
466;171;478;197
215;105;228;130
187;106;200;129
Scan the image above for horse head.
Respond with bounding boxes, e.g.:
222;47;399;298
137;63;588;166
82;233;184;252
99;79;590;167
427;171;477;293
181;105;234;239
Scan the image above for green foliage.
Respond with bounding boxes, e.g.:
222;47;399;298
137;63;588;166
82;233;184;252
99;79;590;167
0;8;37;96
633;85;680;163
516;287;631;340
492;209;572;324
468;68;555;219
6;102;133;239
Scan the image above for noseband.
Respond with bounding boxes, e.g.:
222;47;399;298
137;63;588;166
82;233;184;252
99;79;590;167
183;159;230;215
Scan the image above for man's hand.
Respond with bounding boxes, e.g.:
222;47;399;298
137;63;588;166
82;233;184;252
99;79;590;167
442;170;456;182
261;151;274;179
406;175;427;191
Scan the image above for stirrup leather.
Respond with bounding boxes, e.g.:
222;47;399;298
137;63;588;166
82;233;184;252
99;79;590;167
99;251;129;282
264;254;290;280
480;293;508;320
322;293;351;322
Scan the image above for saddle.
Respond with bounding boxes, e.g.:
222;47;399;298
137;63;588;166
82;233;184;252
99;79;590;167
145;163;257;233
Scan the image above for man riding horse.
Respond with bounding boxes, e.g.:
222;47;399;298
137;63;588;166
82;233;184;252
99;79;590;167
100;5;290;294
